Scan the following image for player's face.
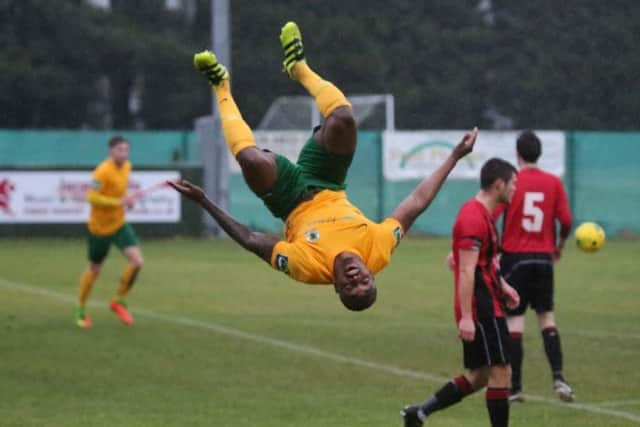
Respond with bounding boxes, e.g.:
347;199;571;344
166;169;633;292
335;255;376;299
110;142;130;166
500;173;517;203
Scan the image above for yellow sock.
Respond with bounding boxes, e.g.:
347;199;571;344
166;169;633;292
292;63;351;117
116;264;141;300
213;81;256;157
78;268;98;306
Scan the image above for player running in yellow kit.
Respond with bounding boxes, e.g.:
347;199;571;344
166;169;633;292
171;22;477;311
74;136;144;328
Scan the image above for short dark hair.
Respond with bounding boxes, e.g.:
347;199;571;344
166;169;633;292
109;135;128;148
516;130;541;162
338;287;377;312
480;158;517;190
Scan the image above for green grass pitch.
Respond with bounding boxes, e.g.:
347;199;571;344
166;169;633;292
0;238;638;426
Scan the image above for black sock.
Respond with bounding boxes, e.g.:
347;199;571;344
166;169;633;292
486;387;510;427
542;326;564;380
509;332;524;392
420;375;474;416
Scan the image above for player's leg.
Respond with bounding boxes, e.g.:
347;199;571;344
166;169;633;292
76;262;100;328
281;22;356;156
110;224;142;325
402;367;486;426
486;364;511;427
193;51;278;196
538;311;574;401
483;317;512;427
401;319;499;426
500;252;529;401
76;233;110;328
506;314;526;402
532;259;574;401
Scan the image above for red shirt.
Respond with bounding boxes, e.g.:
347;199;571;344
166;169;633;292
495;168;572;254
452;199;503;322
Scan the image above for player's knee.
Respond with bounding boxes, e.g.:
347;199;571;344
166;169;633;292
125;248;144;268
238;149;277;175
537;311;556;329
237;149;277;193
467;368;490;389
327;107;356;134
488;365;512;387
89;263;102;274
130;253;144;268
237;147;268;169
133;256;144;269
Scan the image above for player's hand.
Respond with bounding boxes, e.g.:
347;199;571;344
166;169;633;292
458;317;476;342
167;179;206;203
451;127;478;160
121;195;135;210
553;241;565;263
501;280;520;310
445;251;456;272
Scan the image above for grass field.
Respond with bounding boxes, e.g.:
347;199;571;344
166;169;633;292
0;237;638;427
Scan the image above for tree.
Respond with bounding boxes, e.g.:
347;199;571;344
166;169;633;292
1;0;638;130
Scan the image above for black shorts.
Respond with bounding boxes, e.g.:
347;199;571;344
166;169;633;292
463;316;511;370
500;252;554;316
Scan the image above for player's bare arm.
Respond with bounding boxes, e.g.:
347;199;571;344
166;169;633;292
457;248;479;342
168;180;279;263
391;127;478;232
553;237;566;262
554;185;572;262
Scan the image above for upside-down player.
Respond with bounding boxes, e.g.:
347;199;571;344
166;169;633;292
402;158;520;427
170;21;477;311
74;136;144;328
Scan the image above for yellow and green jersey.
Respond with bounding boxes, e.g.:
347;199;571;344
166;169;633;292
270;190;404;284
87;159;131;236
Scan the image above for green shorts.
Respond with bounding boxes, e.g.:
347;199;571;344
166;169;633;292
261;134;354;220
87;223;140;264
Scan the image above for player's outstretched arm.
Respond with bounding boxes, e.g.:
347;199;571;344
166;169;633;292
168;180;280;263
390;127;478;232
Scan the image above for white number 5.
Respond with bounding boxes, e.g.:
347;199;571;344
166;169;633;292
522;192;544;232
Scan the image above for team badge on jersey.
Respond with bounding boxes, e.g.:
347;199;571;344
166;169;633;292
393;226;403;247
275;254;290;274
305;228;320;243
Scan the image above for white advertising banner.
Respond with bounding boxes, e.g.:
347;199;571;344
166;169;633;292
383;130;565;181
0;171;181;223
228;131;310;174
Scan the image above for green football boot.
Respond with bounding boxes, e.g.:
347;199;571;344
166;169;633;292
193;50;229;86
74;305;92;329
280;21;306;78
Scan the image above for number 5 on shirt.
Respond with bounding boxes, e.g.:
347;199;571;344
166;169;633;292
522;192;544;232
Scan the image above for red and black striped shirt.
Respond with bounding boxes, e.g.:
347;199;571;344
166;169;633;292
452;199;503;322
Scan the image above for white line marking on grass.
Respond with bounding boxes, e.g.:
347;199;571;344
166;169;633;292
594;400;640;408
522;395;640;423
572;330;640;341
2;277;640;424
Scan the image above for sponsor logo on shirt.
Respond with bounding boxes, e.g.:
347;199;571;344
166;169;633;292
393;226;403;247
275;254;290;274
305;228;320;243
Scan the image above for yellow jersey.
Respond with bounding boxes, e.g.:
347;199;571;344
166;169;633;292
87;159;131;236
270;190;403;284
